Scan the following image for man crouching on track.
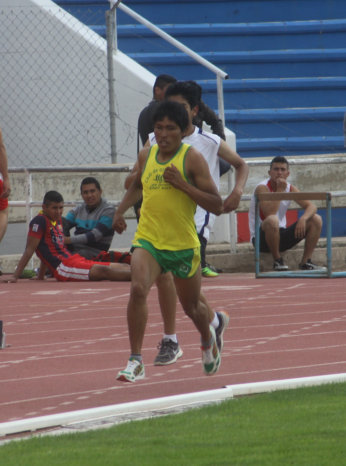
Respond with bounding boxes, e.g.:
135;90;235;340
113;100;224;382
3;190;131;283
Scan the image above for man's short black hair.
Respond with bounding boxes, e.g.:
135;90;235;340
153;74;177;91
43;191;64;205
165;81;200;109
270;156;289;168
80;177;101;192
153;101;189;132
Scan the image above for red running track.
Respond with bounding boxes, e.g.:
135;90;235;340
0;273;346;424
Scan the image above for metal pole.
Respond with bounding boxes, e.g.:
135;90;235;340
25;170;35;270
228;167;237;254
255;195;260;277
216;75;225;127
106;7;117;163
326;193;332;277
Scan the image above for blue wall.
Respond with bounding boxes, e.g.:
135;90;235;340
57;0;346;158
56;0;346;236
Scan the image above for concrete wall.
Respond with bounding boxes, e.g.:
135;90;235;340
237;154;346;211
2;153;346;272
7;153;346;223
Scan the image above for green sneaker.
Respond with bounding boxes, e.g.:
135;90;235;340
20;269;37;279
202;266;219;277
117;358;145;383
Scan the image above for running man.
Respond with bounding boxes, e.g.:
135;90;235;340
113;101;224;382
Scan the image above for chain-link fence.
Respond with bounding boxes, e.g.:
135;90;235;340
0;1;149;168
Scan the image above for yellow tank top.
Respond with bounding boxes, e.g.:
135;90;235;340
134;143;199;250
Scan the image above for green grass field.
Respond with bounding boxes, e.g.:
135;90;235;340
1;382;345;466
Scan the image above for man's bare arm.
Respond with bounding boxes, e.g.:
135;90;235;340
113;149;147;233
2;236;40;283
0;128;10;198
218;141;249;212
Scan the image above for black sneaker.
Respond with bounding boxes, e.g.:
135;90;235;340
299;259;326;271
215;311;230;352
153;338;183;366
273;257;289;271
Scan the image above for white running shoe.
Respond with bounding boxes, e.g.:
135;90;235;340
117;358;145;383
201;326;221;376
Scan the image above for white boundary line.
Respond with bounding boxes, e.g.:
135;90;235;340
1;373;346;437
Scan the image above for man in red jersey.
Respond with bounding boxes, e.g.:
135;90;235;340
3;191;130;283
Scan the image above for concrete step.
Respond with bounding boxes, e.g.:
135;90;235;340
226;107;345;138
114;19;346;53
202;77;346;110
115;0;346;24
206;238;346;274
126;48;346;81
235;135;345;157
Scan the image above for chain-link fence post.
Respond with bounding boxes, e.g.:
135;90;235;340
106;3;119;164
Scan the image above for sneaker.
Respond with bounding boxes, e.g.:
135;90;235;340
19;269;37;279
208;263;223;273
201;326;221;375
299;259;327;271
273;257;289;271
153;338;183;366
116;357;145;383
202;266;219;277
215;311;230;353
94;250;131;265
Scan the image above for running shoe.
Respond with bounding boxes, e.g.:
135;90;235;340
201;326;221;375
299;259;327;271
19;269;37;279
215;311;230;352
153;338;183;366
273;257;289;271
202;266;219;277
116;357;145;383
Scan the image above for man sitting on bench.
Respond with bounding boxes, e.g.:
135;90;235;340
248;156;325;271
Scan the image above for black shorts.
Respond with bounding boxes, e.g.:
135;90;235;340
252;221;303;253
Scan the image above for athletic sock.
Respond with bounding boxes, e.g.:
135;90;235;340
130;354;142;362
201;335;213;349
210;312;219;329
163;334;178;343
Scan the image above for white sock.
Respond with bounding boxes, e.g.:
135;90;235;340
211;312;219;329
163;334;178;343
